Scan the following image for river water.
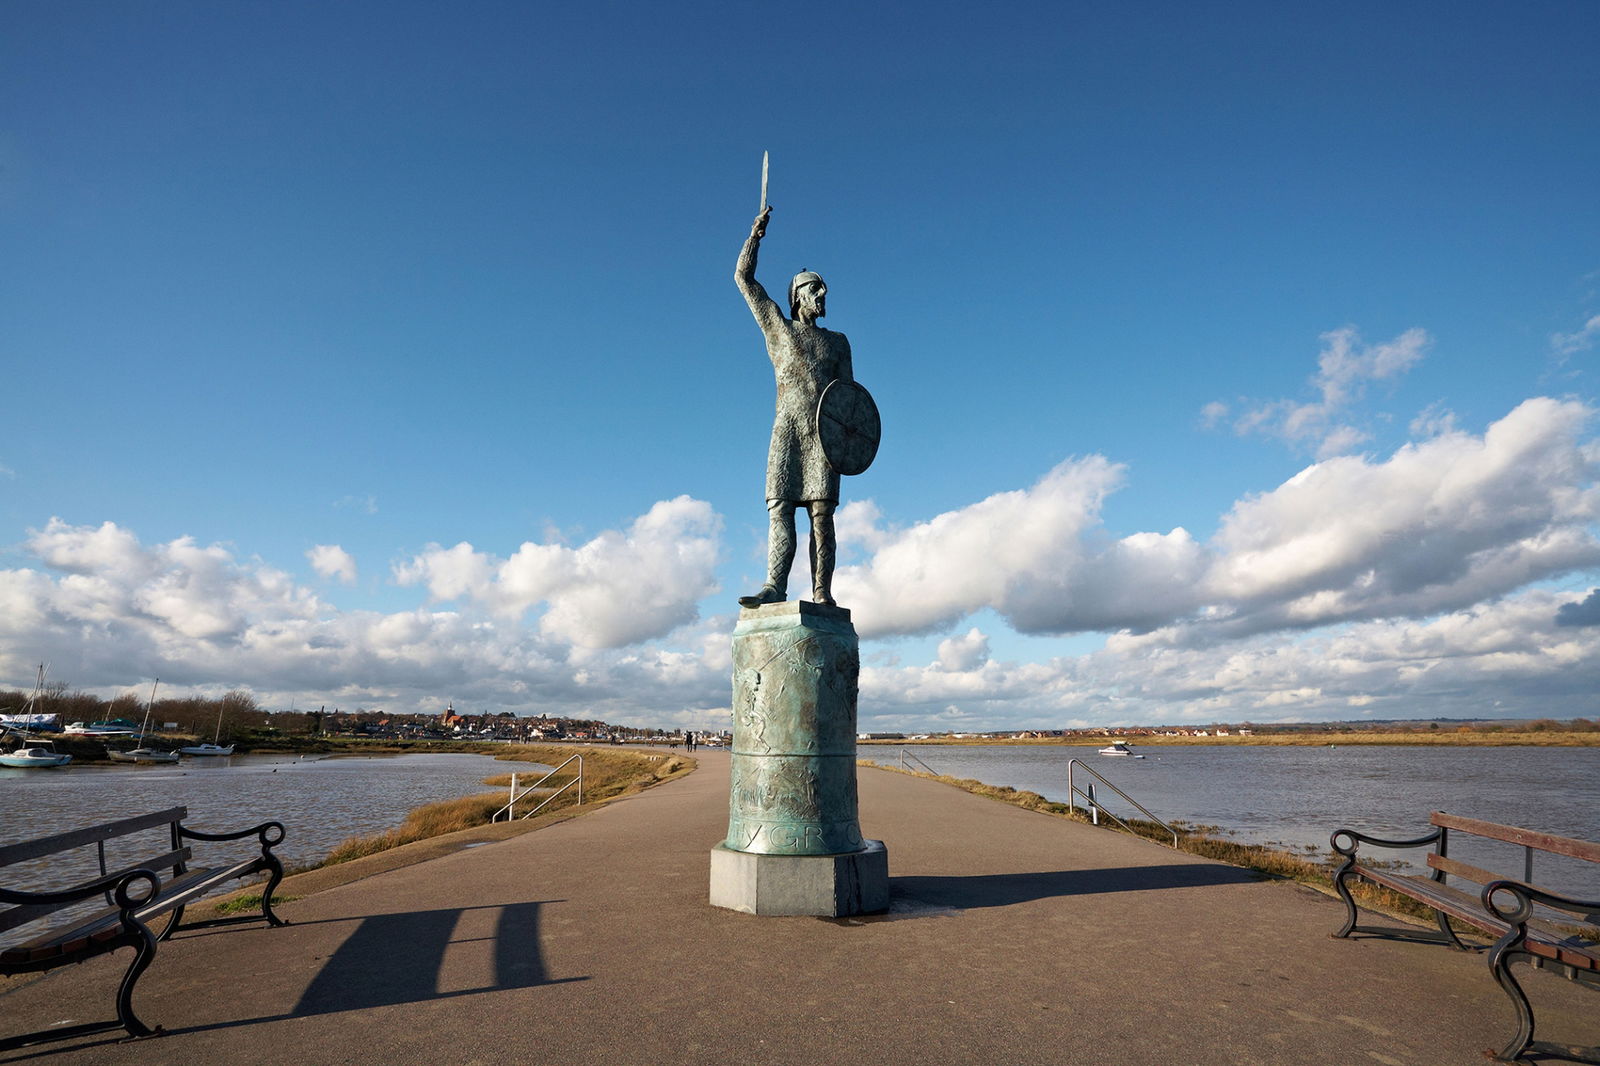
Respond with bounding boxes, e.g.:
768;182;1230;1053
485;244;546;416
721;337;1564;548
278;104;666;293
0;751;551;877
861;744;1600;896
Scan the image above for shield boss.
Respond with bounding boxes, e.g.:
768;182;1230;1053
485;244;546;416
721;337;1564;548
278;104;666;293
816;380;881;476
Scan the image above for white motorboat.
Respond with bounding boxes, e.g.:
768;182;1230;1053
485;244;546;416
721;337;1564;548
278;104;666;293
63;721;139;737
0;740;72;768
179;741;234;757
1097;741;1146;758
108;747;181;764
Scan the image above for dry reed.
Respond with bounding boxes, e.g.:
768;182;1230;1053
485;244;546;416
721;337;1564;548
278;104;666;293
320;744;693;867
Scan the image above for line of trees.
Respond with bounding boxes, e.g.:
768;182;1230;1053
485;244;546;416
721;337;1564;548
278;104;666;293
0;685;281;739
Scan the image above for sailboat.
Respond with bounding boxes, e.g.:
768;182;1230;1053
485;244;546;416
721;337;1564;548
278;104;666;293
180;703;234;756
0;664;73;768
108;679;180;764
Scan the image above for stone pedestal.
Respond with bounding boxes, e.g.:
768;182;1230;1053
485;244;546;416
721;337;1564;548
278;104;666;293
709;840;888;916
709;600;889;916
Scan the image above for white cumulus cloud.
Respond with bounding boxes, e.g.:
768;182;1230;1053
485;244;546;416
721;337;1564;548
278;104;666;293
1;515;733;726
307;544;357;584
394;495;722;649
855;588;1600;730
839;398;1599;646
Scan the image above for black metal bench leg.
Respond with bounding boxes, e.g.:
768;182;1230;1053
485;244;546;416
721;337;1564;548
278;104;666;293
260;857;287;927
155;905;185;942
1433;908;1468;950
115;926;162;1041
1487;942;1535;1063
1332;861;1359;937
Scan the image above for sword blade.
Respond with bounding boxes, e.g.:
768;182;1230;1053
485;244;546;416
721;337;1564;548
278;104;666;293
760;151;769;212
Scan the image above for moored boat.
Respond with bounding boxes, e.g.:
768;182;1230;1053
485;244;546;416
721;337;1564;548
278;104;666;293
178;741;235;757
63;721;140;737
0;739;72;768
107;747;181;764
109;678;179;763
1;667;74;767
1097;741;1146;758
180;704;234;756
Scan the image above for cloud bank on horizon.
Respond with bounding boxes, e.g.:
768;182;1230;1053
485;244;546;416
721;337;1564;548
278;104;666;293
5;370;1597;730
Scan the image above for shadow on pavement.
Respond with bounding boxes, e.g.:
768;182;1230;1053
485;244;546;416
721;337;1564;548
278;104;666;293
892;863;1261;910
142;900;587;1042
292;900;582;1015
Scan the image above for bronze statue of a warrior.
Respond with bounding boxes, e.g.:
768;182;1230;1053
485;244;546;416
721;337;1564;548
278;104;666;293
735;205;854;608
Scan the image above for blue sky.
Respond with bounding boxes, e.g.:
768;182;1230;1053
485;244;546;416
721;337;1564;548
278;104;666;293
4;1;1598;730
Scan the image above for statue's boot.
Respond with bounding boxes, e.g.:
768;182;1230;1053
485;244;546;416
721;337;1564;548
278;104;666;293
738;585;784;609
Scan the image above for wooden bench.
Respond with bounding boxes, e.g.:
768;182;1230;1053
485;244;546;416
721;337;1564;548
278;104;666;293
1330;811;1599;1063
0;806;287;1050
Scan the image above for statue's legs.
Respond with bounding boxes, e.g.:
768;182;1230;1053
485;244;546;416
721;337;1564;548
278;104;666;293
739;500;796;608
807;500;836;606
766;499;797;595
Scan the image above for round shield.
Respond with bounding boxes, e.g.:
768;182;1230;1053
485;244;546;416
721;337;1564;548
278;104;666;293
816;379;881;476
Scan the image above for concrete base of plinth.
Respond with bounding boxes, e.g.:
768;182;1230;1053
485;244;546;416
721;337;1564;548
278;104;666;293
708;840;889;917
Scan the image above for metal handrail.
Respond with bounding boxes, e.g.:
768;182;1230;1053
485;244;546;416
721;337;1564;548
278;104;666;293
897;748;939;775
492;754;584;822
1065;758;1178;847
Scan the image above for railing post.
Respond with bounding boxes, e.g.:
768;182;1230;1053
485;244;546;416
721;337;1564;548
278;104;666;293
509;773;518;821
1087;783;1099;825
578;757;583;807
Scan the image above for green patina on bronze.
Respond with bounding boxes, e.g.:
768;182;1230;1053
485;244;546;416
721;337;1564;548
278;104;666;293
726;601;863;856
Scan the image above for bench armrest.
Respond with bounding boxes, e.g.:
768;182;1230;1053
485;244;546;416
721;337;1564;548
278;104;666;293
0;868;160;910
1330;826;1441;858
179;820;285;850
1483;879;1600;926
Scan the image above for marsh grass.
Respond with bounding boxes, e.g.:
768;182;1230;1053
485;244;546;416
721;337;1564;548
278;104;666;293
868;763;1449;924
319;744;694;867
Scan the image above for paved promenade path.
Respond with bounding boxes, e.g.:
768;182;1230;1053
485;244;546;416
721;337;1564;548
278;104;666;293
2;751;1591;1065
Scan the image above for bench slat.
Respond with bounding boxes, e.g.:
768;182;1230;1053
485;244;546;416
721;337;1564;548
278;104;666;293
1354;864;1600;962
0;807;187;866
1431;812;1600;863
136;861;263;919
1533;940;1600;971
0;922;132;966
3;857;264;967
1354;866;1504;934
1;903;127;960
0;848;192;936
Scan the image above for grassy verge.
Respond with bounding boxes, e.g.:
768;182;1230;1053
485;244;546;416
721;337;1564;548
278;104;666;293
214;891;303;914
318;744;693;867
864;762;1458;927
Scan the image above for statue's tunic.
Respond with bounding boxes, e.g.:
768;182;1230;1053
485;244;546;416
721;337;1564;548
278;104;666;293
765;322;848;502
736;235;853;504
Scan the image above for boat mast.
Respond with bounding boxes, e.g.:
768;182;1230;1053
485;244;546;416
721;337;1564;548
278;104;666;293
139;678;159;743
